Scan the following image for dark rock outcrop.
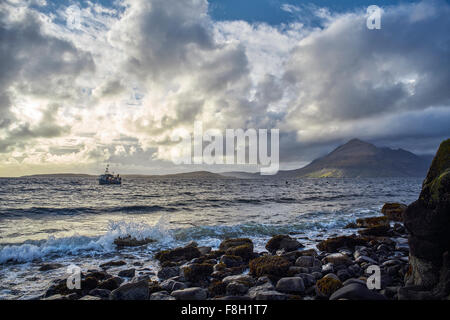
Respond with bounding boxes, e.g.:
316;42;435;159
265;235;303;254
403;139;450;295
381;203;407;222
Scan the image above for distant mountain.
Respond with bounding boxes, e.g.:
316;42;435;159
20;173;94;178
283;138;431;178
125;171;231;179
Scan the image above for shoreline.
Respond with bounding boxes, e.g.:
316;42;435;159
35;203;412;301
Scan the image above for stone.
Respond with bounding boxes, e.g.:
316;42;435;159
88;288;111;299
226;281;249;295
160;279;187;292
382;203;407;222
150;291;176;300
295;256;322;268
249;255;291;280
171;287;208;300
155;245;201;263
109;280;149;300
222;274;255;286
219;238;253;251
157;266;180;280
254;290;287;300
42;294;68;300
330;282;386;300
315;274;343;298
317;235;368;253
355;255;378;265
276;277;305;294
79;295;102;300
337;269;352;281
220;255;244;268
265;235;303;254
183;263;214;282
404;139;450;290
358;225;390;237
323;253;352;266
98;277;123;291
297;273;315;287
82;277;99;292
321;263;334;275
113;236;155;248
118;268;135;278
39;263;63;271
247;281;274;299
356;216;389;228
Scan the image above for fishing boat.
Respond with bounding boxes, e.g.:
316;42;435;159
99;165;121;185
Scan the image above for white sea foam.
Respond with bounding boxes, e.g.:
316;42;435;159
0;216;173;264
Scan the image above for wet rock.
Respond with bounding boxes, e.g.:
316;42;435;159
358;225;390;237
276;277;305;294
88;288;111;299
397;286;434;300
247;282;274;299
109;280;149;300
171;287;208;300
226;281;249;295
155;245;201;263
297;273;315;287
160;279;187;292
183;263;214;282
317;235;368;253
113;236;155;248
219;238;252;251
330;282;386;300
39;263;63;271
321;263;334;275
150;291;176;300
220;255;244;268
100;260;126;269
323;253;352;266
382;203;407;222
337;269;352;281
157;266;180;280
404;139;450;291
254;290;287;300
85;270;109;281
344;222;358;229
79;295;102;300
249;255;291;280
266;235;303;254
295;256;322;268
82;277;99;292
43;294;68;300
222;274;255;286
356;216;389;228
315;274;343;298
355;255;378;265
118;268;135;278
98;276;123;291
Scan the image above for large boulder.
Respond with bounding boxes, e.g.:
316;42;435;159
155;244;201;263
403;139;450;294
249;255;291;280
317;235;368;253
330;282;386;300
171;287;208;300
265;235;303;254
381;203;407;222
109;280;149;300
275;277;305;294
219;238;254;261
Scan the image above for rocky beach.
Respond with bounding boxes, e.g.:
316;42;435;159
33;139;449;301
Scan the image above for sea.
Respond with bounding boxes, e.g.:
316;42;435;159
0;176;422;299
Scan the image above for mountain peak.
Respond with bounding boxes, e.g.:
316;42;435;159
290;138;431;178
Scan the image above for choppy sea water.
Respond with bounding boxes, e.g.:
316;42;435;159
0;176;422;299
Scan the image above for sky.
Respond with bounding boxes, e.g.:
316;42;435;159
0;0;449;176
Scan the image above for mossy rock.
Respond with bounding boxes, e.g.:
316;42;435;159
265;235;303;254
155;246;201;262
219;238;253;251
317;235;368;253
113;236;156;248
315;276;343;298
249;255;291;280
225;243;254;261
381;203;407;222
183;263;214;282
208;280;227;297
356;216;389;228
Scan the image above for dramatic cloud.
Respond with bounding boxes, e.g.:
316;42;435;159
0;0;449;176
